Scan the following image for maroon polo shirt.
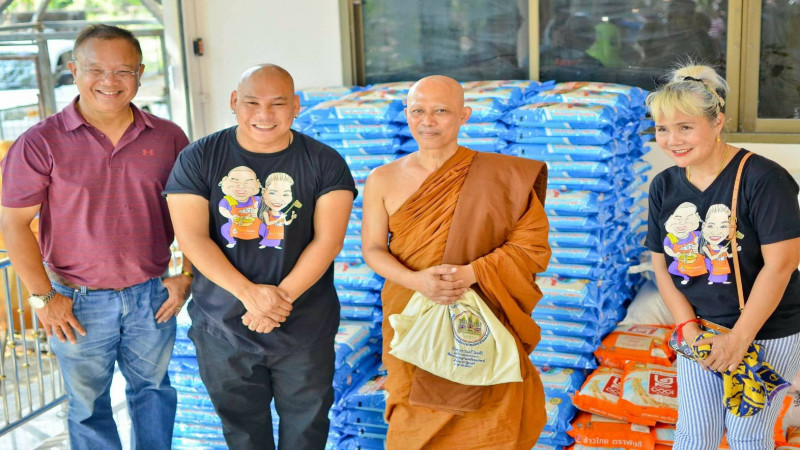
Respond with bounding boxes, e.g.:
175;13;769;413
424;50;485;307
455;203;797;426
1;97;190;288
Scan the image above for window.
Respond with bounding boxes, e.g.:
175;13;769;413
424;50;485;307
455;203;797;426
355;0;530;85
348;0;800;136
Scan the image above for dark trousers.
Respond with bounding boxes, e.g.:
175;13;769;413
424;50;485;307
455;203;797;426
189;326;335;450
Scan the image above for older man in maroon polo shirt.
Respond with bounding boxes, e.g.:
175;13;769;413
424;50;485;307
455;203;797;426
0;25;190;450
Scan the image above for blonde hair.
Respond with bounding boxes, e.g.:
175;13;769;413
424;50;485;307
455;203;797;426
646;63;728;123
263;172;294;189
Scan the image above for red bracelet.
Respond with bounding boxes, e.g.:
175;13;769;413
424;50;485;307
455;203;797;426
676;318;701;344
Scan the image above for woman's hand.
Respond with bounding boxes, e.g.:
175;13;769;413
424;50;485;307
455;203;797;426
693;331;751;373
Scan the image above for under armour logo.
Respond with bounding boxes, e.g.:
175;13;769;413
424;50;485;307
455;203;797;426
142;149;154;156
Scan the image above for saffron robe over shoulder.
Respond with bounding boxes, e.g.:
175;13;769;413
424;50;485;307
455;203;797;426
382;147;551;450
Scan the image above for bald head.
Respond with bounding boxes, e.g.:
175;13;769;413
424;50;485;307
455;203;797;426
405;75;471;153
238;64;295;92
230;63;300;153
408;75;465;107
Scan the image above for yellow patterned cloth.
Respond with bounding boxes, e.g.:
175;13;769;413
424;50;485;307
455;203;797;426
692;331;791;417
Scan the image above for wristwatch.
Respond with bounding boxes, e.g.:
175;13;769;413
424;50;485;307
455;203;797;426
28;288;57;309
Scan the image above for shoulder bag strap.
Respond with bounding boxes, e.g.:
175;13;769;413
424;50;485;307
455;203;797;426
729;151;754;311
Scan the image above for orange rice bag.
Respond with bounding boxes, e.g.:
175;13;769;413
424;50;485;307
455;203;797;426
594;324;674;369
619;363;679;424
572;366;655;426
567;411;656;449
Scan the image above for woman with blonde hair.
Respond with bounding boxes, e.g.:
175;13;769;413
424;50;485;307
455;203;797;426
645;63;800;449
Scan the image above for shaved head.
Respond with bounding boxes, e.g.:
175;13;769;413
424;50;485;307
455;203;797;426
405;75;471;153
238;64;295;92
408;75;465;108
230;63;299;153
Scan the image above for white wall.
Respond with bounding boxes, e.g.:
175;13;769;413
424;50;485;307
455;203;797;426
181;0;345;138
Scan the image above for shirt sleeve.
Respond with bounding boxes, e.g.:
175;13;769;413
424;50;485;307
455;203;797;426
645;175;665;253
163;142;210;199
746;166;800;245
0;135;51;208
317;146;358;200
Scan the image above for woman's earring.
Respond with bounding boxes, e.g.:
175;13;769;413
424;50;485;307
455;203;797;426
716;136;721;142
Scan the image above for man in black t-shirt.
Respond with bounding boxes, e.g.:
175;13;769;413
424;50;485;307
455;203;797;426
164;65;357;449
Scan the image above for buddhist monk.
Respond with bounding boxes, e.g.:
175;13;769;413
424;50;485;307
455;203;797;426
362;75;551;449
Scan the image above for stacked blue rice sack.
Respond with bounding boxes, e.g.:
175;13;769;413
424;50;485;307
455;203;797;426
503;82;654;449
295;82;420;448
170;318;227;449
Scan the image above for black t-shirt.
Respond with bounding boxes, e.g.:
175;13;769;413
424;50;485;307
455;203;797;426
646;150;800;339
164;127;357;354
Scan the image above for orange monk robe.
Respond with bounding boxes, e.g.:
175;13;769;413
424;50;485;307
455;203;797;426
382;147;551;450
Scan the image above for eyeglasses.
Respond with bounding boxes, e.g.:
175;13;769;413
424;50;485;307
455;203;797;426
73;61;141;80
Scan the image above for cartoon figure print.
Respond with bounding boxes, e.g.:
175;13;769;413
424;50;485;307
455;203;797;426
663;202;708;284
257;172;302;249
700;204;745;285
218;166;263;248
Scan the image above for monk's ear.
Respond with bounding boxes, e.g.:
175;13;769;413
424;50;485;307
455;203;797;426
460;106;472;124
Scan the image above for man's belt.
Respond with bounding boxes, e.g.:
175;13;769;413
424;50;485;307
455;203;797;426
45;267;125;292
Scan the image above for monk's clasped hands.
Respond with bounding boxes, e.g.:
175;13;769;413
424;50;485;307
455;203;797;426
410;264;475;305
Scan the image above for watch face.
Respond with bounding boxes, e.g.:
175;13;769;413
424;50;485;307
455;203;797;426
28;295;45;309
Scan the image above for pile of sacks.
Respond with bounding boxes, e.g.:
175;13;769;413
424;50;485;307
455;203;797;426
170;319;227;449
507;82;654;448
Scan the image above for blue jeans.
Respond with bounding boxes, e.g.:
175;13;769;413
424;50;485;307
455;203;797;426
50;277;177;450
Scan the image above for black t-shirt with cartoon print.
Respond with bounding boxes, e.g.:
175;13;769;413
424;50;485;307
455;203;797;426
164;127;357;354
646;149;800;340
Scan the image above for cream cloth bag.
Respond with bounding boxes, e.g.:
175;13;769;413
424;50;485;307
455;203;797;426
388;289;522;386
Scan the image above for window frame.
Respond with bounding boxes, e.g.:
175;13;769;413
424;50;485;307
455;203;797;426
344;0;800;142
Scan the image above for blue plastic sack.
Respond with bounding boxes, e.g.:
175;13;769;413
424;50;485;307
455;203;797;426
335;250;364;265
308;98;404;124
550;247;604;265
529;89;635;116
308;123;401;140
533;303;601;324
542;393;578;433
461;79;556;97
464;86;524;107
535;334;598;354
341;305;382;322
546;161;612;178
338;289;381;306
502;142;628;161
343;154;397;170
334;263;385;291
536;276;603;309
172;339;197;358
536;366;587;396
503;102;622;128
548;215;603;232
342;234;361;251
545;190;616;216
547;176;618;192
502;126;619;145
554;81;647;105
338;373;387;411
335;321;373;370
296;86;362;105
530;351;597;370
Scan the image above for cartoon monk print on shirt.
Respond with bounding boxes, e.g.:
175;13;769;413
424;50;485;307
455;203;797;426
700;204;734;285
663;202;708;284
218;166;264;248
257;172;301;249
